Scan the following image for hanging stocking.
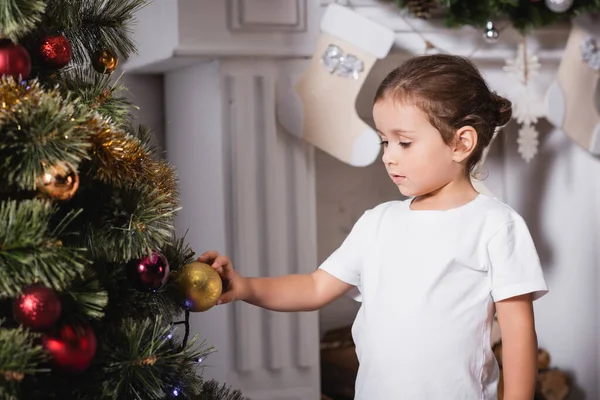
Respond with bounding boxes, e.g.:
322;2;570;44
546;15;600;156
276;3;395;167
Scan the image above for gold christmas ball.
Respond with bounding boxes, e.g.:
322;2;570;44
36;162;79;201
91;48;118;74
173;262;222;312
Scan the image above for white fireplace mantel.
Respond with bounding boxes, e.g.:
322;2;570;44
126;0;571;72
123;1;574;399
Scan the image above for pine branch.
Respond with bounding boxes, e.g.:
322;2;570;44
397;0;600;32
93;261;182;323
96;317;212;400
88;235;193;323
0;321;48;400
57;67;136;127
80;181;179;263
198;381;245;400
163;234;196;274
0;78;92;192
0;0;46;41
45;0;147;65
61;265;109;320
132;124;164;160
0;200;89;298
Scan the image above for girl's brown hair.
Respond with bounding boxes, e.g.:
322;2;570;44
374;54;512;175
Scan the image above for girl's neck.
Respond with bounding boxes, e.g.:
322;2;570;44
410;178;479;211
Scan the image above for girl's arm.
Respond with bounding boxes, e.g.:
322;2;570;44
495;293;538;400
244;269;353;311
198;251;355;311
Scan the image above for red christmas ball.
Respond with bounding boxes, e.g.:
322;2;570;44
126;251;170;292
43;324;97;372
0;39;31;79
39;35;72;69
13;284;61;330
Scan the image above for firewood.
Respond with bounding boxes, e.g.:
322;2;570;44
536;369;570;400
320;326;354;350
538;348;551;370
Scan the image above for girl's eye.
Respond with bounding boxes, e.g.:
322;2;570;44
379;140;389;147
400;142;412;148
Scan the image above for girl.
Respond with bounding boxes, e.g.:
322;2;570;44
199;54;548;399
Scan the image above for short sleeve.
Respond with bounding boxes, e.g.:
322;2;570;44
487;218;548;302
318;210;373;287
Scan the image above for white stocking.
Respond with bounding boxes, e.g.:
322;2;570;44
546;15;600;155
276;4;395;167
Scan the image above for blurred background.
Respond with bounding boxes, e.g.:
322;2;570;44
119;1;600;399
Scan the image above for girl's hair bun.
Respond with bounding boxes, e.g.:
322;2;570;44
492;93;512;127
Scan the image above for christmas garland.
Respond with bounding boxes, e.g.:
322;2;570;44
396;0;600;32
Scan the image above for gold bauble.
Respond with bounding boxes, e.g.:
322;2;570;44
174;262;222;312
91;48;118;74
36;161;79;201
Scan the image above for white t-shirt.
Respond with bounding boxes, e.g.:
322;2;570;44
319;194;548;400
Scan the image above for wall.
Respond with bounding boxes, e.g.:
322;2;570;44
316;50;600;399
120;73;166;150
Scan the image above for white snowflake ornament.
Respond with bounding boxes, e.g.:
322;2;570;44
510;83;546;126
503;41;544;162
517;124;539;162
503;43;541;84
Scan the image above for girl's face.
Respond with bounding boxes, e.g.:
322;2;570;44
372;98;463;197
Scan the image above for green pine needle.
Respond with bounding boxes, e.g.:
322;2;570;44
99;317;213;400
0;81;92;192
0;0;46;41
58;67;136;128
0;2;244;399
61;265;109;320
0;200;89;298
0;320;48;400
199;381;245;400
397;0;600;32
45;0;148;65
82;181;179;263
131;124;164;160
91;235;194;323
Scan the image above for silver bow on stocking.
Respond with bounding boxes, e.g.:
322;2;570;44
321;44;364;80
581;36;600;71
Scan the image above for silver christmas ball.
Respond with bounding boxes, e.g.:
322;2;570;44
483;21;499;42
545;0;573;13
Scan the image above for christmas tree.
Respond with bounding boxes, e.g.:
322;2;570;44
0;1;242;399
395;0;600;32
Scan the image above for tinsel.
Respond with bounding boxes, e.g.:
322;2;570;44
87;123;178;205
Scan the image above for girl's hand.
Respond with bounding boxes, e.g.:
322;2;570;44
197;251;250;305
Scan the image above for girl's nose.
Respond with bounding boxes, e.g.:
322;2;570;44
382;148;398;166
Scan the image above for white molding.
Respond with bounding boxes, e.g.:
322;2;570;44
164;61;233;384
219;60;320;398
227;0;307;32
124;0;572;73
225;73;265;373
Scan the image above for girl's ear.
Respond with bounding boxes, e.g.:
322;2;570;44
452;126;477;162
